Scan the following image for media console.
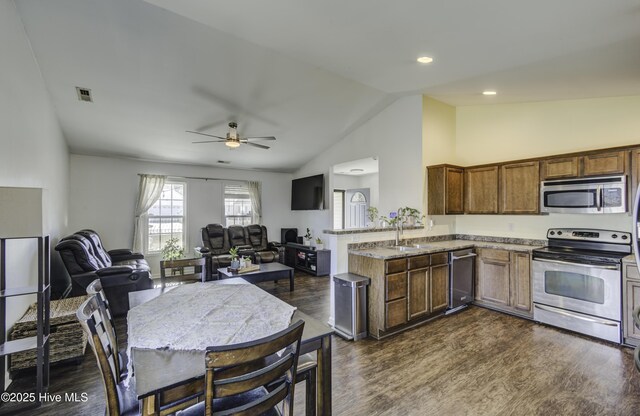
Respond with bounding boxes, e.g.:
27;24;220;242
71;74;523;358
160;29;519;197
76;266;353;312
284;243;331;276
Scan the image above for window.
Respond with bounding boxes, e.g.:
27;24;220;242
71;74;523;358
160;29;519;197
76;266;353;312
147;182;185;253
224;183;252;226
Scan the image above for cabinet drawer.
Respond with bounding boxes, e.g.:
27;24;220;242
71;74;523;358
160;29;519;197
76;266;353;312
385;272;407;301
386;258;407;274
478;248;510;262
408;255;429;270
625;263;640;281
385;298;408;329
430;253;448;266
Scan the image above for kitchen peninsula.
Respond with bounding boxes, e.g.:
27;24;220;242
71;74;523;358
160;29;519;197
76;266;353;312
348;236;545;339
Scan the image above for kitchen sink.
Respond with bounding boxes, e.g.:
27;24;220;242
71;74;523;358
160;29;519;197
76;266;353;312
391;246;420;252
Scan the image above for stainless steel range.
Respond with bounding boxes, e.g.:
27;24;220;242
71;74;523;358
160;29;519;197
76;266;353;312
532;228;631;344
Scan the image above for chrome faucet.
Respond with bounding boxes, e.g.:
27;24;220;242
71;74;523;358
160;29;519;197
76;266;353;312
394;208;404;246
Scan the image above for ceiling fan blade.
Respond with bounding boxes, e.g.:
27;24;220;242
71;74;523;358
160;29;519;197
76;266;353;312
186;130;226;140
242;141;270;150
191;140;227;144
244;136;276;141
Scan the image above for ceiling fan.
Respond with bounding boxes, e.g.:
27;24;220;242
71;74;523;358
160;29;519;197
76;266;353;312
187;122;276;150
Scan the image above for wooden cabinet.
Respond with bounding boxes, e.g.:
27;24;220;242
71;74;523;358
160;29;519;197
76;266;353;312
542;150;628;180
427;165;464;215
465;165;499;214
582;150;627;177
349;251;451;339
541;157;579;180
430;261;449;313
475;248;532;317
500;161;540;214
476;249;510;307
631;149;640;203
623;262;640;346
510;252;532;313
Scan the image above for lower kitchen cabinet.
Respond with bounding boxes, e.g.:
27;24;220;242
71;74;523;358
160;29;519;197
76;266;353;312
475;248;532;318
350;251;450;339
623;262;640;346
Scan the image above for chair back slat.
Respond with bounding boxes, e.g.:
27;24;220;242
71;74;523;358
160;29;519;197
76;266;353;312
77;295;122;416
203;320;304;416
160;257;205;289
86;279;121;374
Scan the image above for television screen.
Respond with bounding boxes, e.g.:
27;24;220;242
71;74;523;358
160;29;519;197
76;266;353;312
291;174;324;210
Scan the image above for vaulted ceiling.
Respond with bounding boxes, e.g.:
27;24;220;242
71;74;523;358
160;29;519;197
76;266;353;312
15;0;640;171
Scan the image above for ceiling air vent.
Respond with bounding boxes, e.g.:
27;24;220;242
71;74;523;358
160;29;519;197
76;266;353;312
75;87;93;103
217;160;231;164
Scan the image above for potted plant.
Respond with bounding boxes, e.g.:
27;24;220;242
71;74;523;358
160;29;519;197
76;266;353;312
161;237;184;275
303;228;312;246
399;207;423;226
229;247;240;270
367;206;378;227
315;237;324;250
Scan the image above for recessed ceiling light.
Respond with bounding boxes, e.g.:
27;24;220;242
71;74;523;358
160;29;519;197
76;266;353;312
483;90;497;96
350;168;364;173
417;56;433;64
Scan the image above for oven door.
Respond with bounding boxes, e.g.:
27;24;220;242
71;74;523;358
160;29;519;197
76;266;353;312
532;258;621;321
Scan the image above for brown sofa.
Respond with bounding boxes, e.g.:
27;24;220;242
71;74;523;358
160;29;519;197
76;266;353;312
200;224;284;279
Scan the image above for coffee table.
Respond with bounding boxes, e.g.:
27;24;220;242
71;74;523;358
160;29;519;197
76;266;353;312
217;262;295;291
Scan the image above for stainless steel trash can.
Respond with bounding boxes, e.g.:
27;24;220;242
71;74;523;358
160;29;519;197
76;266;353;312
333;273;370;341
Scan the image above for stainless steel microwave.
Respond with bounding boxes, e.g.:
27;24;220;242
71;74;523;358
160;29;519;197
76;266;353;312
540;175;627;214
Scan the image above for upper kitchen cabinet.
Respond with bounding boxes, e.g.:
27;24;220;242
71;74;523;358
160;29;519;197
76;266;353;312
500;161;540;214
542;150;628;180
540;156;579;180
427;165;464;215
465;165;499;214
582;150;627;177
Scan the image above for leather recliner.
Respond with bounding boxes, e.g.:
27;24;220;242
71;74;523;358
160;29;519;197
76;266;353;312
200;224;283;279
55;229;152;315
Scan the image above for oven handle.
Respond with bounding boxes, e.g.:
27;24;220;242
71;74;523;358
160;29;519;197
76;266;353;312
532;257;620;270
534;304;619;327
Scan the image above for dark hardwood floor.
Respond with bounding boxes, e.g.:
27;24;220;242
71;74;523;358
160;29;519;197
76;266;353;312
5;272;640;415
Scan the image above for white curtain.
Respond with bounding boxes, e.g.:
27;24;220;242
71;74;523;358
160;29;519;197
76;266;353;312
132;174;166;253
247;181;262;224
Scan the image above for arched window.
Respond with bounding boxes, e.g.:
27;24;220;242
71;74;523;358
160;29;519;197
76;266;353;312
350;192;367;203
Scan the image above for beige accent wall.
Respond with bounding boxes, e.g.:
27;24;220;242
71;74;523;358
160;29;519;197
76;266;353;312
451;95;640;238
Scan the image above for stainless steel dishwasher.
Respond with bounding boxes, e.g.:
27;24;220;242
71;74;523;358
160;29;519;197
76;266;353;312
447;249;476;313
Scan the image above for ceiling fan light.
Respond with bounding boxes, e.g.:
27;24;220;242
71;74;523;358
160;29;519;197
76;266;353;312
225;141;240;149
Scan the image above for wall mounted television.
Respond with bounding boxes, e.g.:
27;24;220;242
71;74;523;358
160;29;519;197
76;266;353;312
291;174;324;210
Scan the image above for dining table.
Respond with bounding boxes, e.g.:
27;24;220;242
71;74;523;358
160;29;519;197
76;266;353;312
127;278;334;415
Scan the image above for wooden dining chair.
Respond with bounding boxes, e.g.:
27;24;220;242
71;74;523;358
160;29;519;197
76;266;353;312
160;257;206;289
296;354;317;416
76;295;138;416
86;279;127;379
177;320;305;416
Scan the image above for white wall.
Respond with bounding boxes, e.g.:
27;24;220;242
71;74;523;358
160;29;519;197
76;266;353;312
0;0;69;387
68;154;292;275
453;95;640;238
292;95;425;239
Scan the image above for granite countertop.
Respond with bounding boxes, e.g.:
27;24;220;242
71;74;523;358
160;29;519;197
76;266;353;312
349;239;542;260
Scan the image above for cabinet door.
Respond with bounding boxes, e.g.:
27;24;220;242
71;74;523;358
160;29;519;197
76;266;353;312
465;166;499;214
386;298;408;329
583;151;627;177
427;165;464;215
430;263;449;313
385;272;407;301
446;167;465;214
541;157;579;179
408;268;429;319
625;279;640;343
510;252;531;315
476;249;510;306
632;149;640;208
500;162;540;214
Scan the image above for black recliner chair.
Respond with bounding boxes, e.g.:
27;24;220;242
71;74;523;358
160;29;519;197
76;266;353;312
55;229;152;315
245;224;284;264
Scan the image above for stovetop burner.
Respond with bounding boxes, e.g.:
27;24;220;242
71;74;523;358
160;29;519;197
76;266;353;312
533;228;631;266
